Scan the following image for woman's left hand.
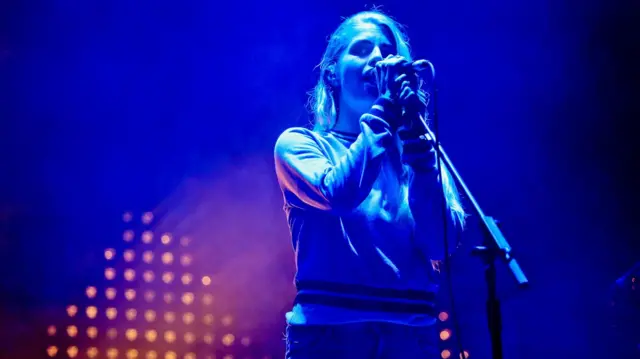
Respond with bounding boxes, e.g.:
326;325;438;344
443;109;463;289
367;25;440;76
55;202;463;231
396;73;427;115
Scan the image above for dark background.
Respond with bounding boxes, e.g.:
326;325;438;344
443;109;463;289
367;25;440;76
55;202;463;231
1;0;639;358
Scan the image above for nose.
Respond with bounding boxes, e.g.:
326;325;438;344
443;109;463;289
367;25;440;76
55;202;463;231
368;46;383;67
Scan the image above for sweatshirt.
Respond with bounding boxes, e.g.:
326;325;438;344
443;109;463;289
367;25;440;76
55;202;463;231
273;97;446;326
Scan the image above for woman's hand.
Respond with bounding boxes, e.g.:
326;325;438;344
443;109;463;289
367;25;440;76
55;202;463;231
375;55;428;113
397;73;428;116
375;55;411;100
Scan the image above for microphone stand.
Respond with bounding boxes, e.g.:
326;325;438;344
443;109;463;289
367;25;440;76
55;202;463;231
414;78;529;359
613;261;640;289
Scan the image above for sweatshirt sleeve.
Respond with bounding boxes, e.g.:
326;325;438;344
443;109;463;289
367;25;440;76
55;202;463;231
274;97;399;213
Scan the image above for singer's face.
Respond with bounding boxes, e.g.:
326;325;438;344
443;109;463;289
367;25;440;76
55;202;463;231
337;24;396;113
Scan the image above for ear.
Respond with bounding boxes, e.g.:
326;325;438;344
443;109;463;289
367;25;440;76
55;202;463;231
325;65;339;88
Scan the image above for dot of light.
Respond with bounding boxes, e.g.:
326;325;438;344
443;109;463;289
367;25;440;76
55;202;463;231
145;310;156;322
106;328;117;340
87;326;98;338
67;346;78;358
143;250;154;262
124;269;136;281
164;292;174;303
181;292;194;305
124;249;135;262
126;308;137;320
126;349;138;359
86;347;98;358
203;294;214;305
145;330;158;342
106;288;116;300
142;212;154;224
46;346;58;357
47;325;56;336
438;311;449;321
146;351;158;359
143;270;155;283
165;351;177;359
105;268;116;280
221;315;233;326
123;230;134;242
202;276;211;286
66;325;78;337
125;289;136;301
125;329;137;341
144;290;155;302
184;332;196;344
181;273;193;285
162;272;174;284
105;249;115;260
66;305;78;317
106;348;118;359
180;254;192;266
203;314;214;325
164;312;176;323
180;236;191;247
183;312;195;325
86;306;97;319
441;349;451;359
222;333;235;346
162;252;174;265
122;212;132;222
142;231;153;244
184;353;196;359
164;330;176;343
161;233;172;245
106;307;117;320
440;329;452;341
86;286;97;298
203;334;214;344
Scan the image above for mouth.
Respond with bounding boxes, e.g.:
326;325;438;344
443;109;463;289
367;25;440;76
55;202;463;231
363;69;376;84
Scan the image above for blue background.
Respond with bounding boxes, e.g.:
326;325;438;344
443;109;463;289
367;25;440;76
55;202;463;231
1;0;639;358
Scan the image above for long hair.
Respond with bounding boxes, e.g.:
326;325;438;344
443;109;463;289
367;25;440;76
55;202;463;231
309;10;466;227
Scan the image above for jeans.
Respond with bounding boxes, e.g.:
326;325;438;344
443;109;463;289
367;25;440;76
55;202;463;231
284;322;440;359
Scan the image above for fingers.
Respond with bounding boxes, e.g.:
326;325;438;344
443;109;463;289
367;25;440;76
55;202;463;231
385;55;409;67
395;73;411;87
417;90;429;106
377;55;410;74
375;54;397;73
398;81;428;115
418;89;428;101
400;85;415;102
375;55;414;98
376;55;395;85
394;68;419;102
395;72;418;87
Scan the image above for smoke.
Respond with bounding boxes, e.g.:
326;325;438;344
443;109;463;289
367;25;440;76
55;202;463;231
150;153;296;330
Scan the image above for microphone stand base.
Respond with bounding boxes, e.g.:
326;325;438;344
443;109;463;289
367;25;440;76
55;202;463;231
471;245;504;359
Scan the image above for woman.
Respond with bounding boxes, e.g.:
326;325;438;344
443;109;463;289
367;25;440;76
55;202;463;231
273;10;465;359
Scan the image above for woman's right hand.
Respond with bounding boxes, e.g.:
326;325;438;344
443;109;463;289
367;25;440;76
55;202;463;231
375;55;412;100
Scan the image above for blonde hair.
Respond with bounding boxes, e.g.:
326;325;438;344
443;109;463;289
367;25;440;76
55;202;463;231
310;10;466;227
310;10;412;131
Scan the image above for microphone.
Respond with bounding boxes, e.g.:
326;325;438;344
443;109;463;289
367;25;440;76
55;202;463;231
406;59;432;72
401;59;435;78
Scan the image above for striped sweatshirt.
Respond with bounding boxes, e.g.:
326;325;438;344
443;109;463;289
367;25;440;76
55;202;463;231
273;97;447;326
